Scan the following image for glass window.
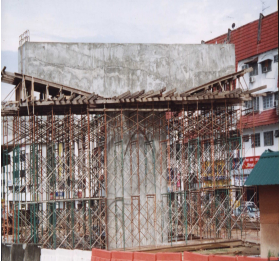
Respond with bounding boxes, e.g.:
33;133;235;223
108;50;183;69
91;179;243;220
264;131;274;146
251;133;260;148
263;94;274;110
274;55;278;63
261;60;272;73
249;62;258;76
245;97;259;111
275;92;279;106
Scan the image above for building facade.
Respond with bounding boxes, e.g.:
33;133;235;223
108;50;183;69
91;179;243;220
207;11;279;187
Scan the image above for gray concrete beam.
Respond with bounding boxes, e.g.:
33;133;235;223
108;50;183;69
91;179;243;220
18;43;235;97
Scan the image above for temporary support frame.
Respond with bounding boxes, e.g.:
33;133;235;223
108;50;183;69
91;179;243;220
1;102;260;250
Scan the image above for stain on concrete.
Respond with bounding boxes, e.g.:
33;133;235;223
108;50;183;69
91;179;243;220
19;43;235;97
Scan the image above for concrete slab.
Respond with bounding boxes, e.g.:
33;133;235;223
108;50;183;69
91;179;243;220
18;43;235;97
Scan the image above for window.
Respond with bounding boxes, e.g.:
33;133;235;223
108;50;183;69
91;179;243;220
242;64;249;70
274;55;278;63
275;130;279;138
245;97;259;111
263;94;274;110
275;92;279;107
251;133;260;148
261;60;272;73
243;135;249;142
264;131;274;146
249;62;258;76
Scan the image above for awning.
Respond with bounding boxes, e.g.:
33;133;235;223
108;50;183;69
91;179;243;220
258;55;274;64
244;150;279;186
244;57;258;64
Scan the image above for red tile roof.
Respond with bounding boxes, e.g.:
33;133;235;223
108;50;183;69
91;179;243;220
206;12;279;70
239;108;279;129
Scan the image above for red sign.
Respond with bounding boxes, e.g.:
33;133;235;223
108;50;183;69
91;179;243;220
242;156;260;169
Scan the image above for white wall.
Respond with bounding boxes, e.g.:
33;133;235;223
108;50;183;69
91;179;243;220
243;124;279;157
238;48;278;94
41;248;91;261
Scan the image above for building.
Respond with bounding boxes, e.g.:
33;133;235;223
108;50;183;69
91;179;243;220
207;11;279;189
244;149;279;258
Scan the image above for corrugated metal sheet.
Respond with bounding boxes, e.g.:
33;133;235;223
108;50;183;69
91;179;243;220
245;150;279;186
239;108;279;129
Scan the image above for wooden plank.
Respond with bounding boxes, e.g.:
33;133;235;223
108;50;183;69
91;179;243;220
139;90;154;98
3;70;91;96
72;95;81;104
251;93;267;97
34;101;54;106
144;90;161;99
78;96;87;104
85;92;96;102
243;85;267;94
45;84;49;101
117;91;131;99
162;88;176;98
180;68;254;97
89;96;99;104
130;90;145;99
57;94;65;101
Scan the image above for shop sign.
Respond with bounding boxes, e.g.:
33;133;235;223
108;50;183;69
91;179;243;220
242;156;260;169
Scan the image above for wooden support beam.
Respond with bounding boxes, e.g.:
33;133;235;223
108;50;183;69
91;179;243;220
162;88;177;98
78;96;87;104
144;90;161;99
85;92;96;102
130;90;145;99
243;85;267;94
139;90;154;98
72;95;81;104
117;91;131;99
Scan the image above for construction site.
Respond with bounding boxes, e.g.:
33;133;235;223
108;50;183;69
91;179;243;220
1;40;266;256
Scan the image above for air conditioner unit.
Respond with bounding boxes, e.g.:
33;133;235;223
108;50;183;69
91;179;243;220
263;66;268;73
249;76;255;83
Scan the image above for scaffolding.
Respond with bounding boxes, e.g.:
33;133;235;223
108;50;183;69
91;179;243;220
1;68;261;250
1;103;260;250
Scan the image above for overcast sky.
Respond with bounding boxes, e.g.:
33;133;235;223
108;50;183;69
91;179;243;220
1;0;278;99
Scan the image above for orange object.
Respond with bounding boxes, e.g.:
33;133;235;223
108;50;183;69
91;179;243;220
209;255;236;261
111;251;134;261
91;248;111;261
157;252;181;261
134;252;157;261
184;251;209;261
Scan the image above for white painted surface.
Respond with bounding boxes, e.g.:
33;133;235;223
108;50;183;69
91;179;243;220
40;248;91;261
238;48;278;94
243;124;279;157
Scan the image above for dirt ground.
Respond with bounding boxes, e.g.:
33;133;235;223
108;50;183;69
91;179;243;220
193;242;260;257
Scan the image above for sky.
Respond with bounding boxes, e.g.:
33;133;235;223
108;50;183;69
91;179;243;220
1;0;278;100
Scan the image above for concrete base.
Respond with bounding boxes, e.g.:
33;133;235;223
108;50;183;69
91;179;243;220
24;244;41;261
260;223;279;258
1;243;41;261
1;244;11;261
10;244;24;261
